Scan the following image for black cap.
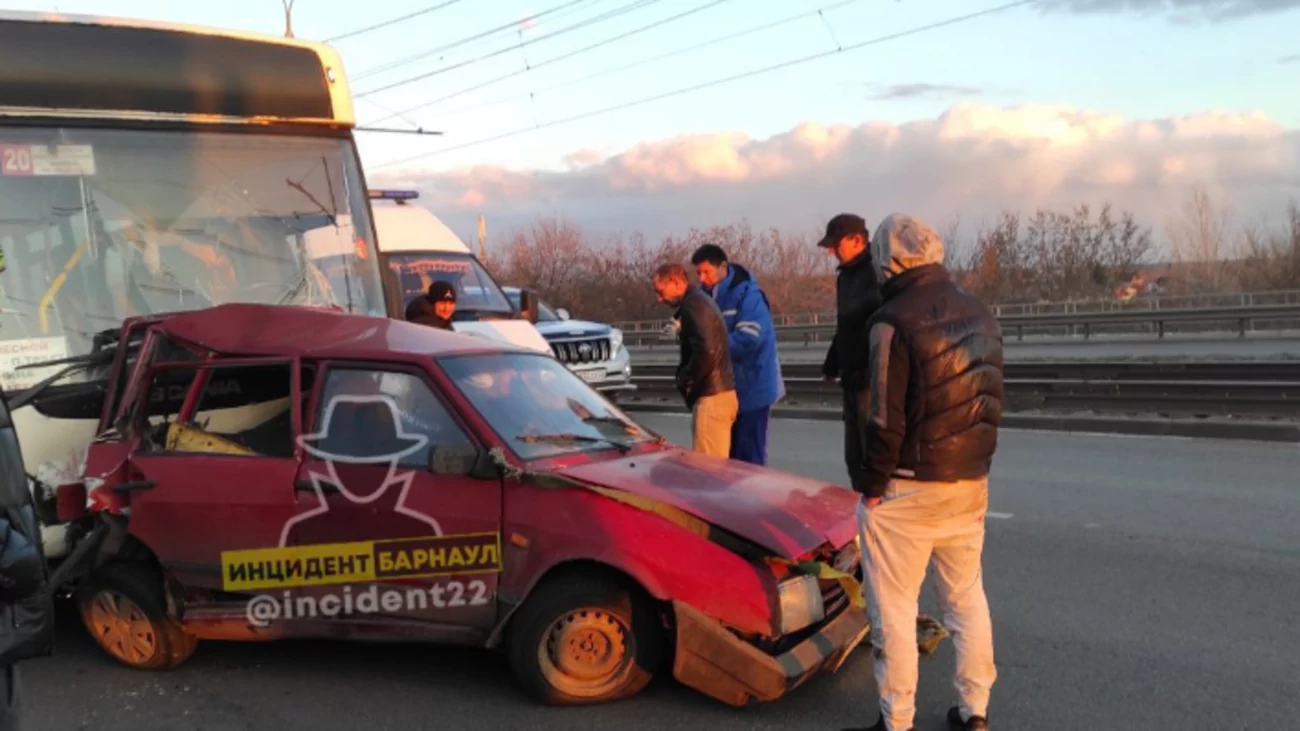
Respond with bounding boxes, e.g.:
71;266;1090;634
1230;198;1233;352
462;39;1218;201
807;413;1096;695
816;213;869;248
428;281;457;303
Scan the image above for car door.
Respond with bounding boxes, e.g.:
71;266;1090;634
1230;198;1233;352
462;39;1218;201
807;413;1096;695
285;361;503;631
122;356;301;596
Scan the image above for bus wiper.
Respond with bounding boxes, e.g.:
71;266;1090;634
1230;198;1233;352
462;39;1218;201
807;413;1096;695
5;359;102;410
285;178;337;229
514;432;632;454
5;335;121;409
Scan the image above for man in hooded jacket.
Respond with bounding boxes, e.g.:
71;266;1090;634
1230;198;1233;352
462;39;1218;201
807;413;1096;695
405;281;457;330
0;388;57;730
845;214;1004;731
691;244;784;465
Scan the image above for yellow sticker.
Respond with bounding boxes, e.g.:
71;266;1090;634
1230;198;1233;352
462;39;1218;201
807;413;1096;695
221;532;502;591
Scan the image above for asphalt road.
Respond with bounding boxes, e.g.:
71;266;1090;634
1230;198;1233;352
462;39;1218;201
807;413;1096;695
629;331;1300;364
21;416;1300;731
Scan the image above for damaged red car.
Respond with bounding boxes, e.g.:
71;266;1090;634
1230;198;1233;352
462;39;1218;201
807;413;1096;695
50;303;883;706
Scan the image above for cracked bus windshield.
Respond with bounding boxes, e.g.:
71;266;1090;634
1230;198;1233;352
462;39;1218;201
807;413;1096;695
441;352;656;459
387;252;515;320
0;127;386;390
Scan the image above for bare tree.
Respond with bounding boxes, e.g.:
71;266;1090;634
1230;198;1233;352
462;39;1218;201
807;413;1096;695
480;198;1287;325
1166;185;1236;294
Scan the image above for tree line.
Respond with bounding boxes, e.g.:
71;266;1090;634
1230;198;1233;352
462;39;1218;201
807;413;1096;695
483;187;1300;323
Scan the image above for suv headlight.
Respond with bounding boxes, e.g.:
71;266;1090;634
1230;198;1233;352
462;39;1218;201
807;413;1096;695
777;575;825;634
609;328;624;353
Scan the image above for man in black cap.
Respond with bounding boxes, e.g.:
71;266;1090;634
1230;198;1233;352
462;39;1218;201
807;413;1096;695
405;281;457;330
816;213;883;494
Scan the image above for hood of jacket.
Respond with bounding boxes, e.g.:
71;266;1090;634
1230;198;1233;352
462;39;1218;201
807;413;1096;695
709;262;756;299
871;213;946;282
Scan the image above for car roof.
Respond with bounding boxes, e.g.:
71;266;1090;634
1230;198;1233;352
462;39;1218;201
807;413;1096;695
152;303;524;360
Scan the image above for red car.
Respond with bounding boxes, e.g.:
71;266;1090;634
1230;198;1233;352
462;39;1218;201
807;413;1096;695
52;303;878;706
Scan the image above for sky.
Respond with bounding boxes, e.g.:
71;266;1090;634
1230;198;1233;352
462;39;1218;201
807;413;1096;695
6;0;1300;246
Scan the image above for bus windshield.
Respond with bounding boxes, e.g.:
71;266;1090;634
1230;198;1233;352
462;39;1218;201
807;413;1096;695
387;252;516;319
0;126;385;391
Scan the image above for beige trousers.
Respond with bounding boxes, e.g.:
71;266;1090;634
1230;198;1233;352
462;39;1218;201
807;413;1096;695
690;390;738;457
860;476;997;731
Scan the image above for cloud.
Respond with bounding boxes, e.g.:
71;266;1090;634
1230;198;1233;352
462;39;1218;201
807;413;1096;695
865;83;987;101
374;102;1300;243
1038;0;1300;22
1281;54;1300;64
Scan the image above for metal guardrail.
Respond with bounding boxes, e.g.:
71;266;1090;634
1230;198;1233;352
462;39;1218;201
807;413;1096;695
621;303;1300;347
614;289;1300;333
624;361;1300;419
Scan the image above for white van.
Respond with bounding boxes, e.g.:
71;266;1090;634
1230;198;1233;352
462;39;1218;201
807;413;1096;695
368;191;551;354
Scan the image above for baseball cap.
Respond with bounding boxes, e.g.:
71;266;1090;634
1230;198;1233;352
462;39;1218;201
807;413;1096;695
428;281;457;303
816;213;869;249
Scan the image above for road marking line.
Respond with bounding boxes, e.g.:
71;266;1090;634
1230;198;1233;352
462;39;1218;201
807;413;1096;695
987;512;1014;520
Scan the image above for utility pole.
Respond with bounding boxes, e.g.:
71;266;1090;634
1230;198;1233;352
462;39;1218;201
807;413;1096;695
282;0;296;38
478;214;486;260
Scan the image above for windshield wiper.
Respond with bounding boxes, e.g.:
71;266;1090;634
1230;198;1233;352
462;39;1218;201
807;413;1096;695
581;415;644;434
514;432;632;454
285;177;338;229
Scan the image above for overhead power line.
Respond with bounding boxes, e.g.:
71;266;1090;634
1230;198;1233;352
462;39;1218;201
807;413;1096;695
372;0;1039;170
370;0;736;125
325;0;466;43
353;0;597;81
356;0;666;98
382;0;867;125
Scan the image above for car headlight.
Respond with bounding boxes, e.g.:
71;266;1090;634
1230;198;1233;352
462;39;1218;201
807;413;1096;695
609;328;624;353
777;575;825;634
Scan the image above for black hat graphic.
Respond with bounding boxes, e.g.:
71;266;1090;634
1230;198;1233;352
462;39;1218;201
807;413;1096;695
298;395;428;464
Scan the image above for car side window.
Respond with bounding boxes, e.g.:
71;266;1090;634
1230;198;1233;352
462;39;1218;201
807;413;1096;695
141;365;195;444
312;367;474;470
146;362;295;458
186;363;295;458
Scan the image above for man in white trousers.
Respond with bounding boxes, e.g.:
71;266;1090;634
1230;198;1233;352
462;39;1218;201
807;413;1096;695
843;213;1004;731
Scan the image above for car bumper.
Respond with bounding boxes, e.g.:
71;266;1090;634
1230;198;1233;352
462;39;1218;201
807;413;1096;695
569;349;636;395
671;600;871;707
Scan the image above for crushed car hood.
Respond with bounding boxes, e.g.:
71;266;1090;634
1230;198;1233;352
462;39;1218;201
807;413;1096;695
556;447;860;559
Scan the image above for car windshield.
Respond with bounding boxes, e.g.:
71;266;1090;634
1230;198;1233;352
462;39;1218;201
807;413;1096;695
388;252;514;319
506;290;559;322
0;126;385;392
441;352;656;459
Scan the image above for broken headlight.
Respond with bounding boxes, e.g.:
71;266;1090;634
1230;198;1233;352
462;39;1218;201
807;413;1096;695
777;575;825;635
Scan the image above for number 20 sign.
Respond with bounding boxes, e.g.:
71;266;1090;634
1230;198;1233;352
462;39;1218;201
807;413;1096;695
0;145;34;176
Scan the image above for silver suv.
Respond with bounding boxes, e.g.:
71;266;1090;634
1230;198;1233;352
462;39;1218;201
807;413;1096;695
503;288;635;402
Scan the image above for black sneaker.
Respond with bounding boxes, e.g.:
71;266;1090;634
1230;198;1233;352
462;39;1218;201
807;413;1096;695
947;706;988;730
841;715;912;731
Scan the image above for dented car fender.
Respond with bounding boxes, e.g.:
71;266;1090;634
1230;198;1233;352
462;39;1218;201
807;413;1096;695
495;482;779;639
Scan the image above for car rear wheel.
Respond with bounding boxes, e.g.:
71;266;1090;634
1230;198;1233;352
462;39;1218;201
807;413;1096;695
76;562;198;670
508;573;663;705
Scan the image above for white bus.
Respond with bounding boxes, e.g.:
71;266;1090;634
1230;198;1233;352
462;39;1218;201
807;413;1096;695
0;12;388;556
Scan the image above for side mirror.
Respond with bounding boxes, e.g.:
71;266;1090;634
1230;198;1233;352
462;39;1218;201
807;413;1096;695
556;308;571;321
429;444;473;476
429;443;498;479
518;288;540;324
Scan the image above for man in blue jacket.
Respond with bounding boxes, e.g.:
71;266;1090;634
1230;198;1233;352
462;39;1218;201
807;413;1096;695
691;244;784;465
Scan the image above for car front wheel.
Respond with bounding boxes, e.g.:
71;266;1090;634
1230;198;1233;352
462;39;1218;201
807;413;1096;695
76;562;198;670
507;573;664;705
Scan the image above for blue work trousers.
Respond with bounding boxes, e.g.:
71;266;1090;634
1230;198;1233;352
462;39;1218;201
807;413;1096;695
730;406;771;465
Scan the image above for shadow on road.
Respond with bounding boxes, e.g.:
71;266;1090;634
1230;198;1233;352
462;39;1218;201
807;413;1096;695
23;599;881;731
